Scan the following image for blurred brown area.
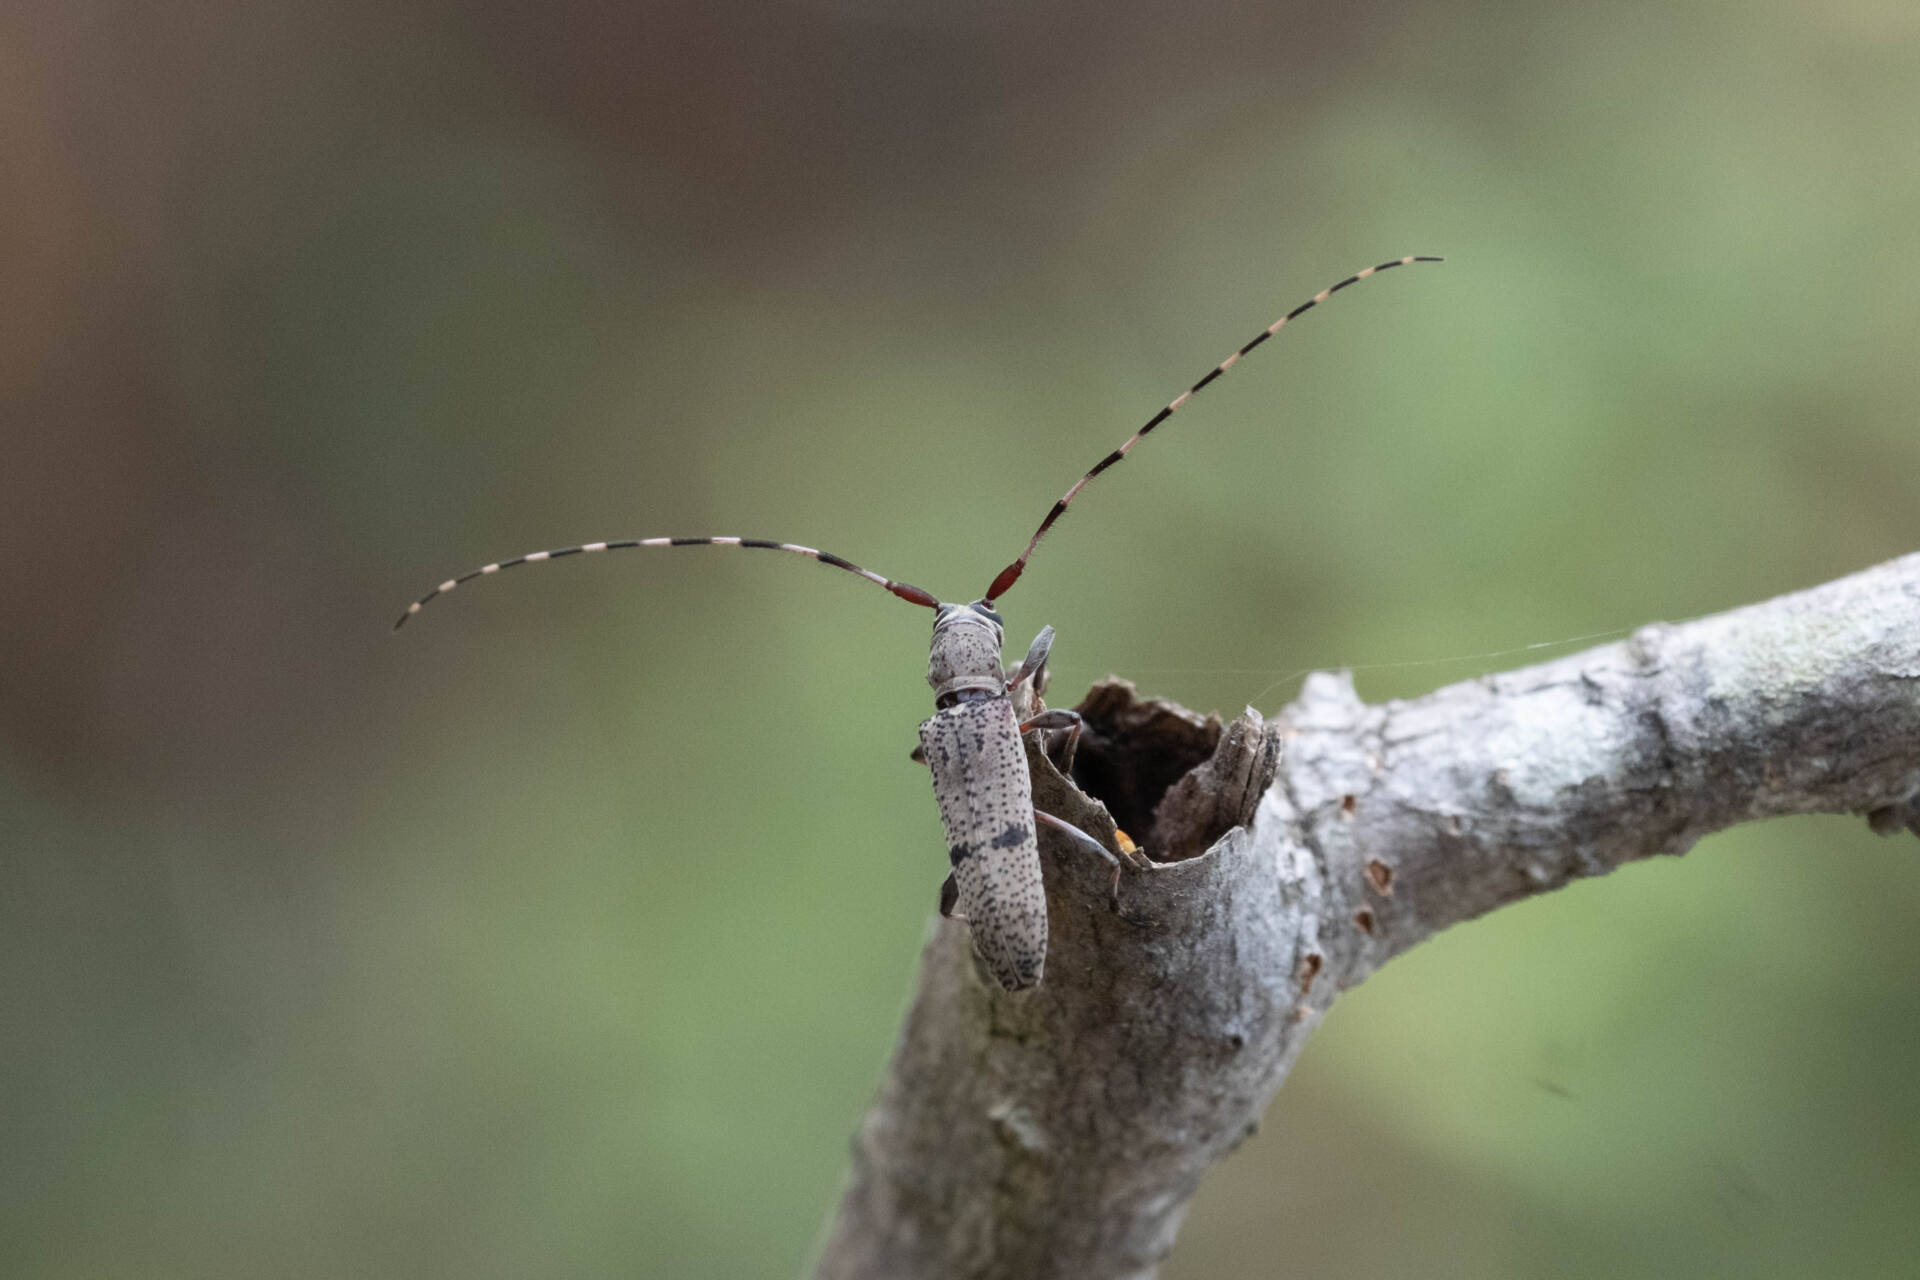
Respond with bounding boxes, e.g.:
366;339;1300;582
4;1;1919;1276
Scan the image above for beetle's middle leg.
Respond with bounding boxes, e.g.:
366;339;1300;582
1020;708;1083;773
1033;808;1149;910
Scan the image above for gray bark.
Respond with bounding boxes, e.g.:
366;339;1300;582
813;551;1920;1280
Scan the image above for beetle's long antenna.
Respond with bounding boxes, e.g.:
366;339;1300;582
394;536;939;630
982;255;1443;604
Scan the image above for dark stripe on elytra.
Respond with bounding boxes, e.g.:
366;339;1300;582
949;843;973;867
989;822;1030;850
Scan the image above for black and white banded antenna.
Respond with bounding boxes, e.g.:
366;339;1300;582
393;537;938;630
394;254;1439;631
980;254;1443;605
396;254;1447;991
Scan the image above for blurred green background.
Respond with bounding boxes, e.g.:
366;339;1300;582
5;1;1919;1275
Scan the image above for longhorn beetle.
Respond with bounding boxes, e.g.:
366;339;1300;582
397;255;1442;990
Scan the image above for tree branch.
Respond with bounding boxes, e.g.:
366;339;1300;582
813;552;1920;1280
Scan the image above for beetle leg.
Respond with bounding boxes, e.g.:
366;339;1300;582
1004;625;1056;692
938;871;965;920
1019;708;1082;772
1033;807;1149;910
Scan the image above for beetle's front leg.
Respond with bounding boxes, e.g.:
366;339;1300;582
1004;625;1056;694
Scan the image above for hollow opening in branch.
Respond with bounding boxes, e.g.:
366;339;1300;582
1066;680;1279;864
